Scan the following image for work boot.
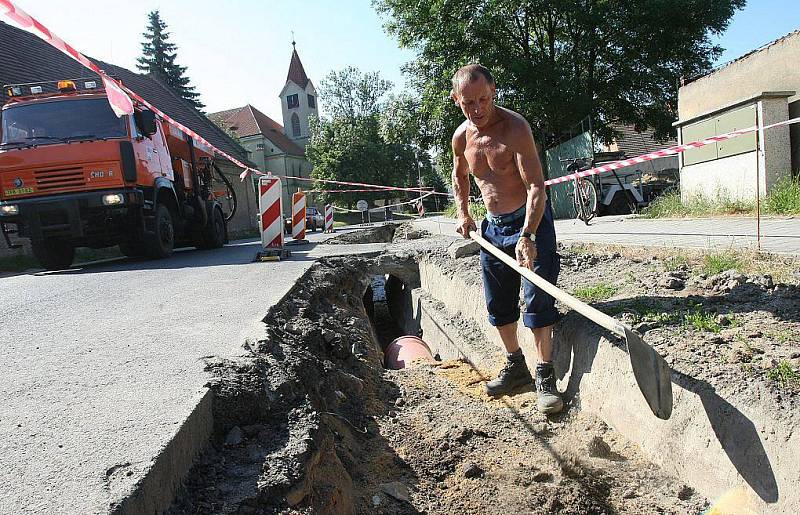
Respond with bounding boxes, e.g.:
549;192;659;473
535;362;564;414
485;356;533;397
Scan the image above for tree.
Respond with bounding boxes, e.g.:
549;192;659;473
137;10;204;111
321;66;393;120
307;68;426;208
381;94;446;195
375;0;745;161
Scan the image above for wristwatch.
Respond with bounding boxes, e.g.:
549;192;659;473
520;231;535;242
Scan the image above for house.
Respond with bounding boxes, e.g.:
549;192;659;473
210;43;318;213
0;20;260;241
674;31;800;202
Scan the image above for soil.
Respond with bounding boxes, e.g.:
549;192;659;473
171;226;792;514
555;246;800;411
423;241;800;412
168;223;799;514
370;359;707;514
323;224;398;245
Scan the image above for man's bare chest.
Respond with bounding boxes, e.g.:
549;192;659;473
464;133;515;176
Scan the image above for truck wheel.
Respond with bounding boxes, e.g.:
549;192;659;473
32;240;75;270
197;206;225;250
145;205;175;259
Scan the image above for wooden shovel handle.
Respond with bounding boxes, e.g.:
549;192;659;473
469;230;626;338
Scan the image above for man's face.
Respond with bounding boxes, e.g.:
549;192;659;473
452;76;496;129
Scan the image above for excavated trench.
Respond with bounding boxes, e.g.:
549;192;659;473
168;250;710;514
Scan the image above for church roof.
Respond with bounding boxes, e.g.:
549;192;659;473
286;46;310;89
0;21;253;167
209;105;304;156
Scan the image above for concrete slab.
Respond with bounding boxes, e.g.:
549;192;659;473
0;232;387;514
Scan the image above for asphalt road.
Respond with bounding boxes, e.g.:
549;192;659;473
0;230;386;514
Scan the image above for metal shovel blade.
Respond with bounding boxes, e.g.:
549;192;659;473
624;327;673;420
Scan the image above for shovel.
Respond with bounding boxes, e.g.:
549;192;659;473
470;231;673;420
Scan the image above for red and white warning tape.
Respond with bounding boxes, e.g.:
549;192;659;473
332;192;434;214
544;116;800;186
251;116;800;199
8;0;798;203
0;0;258;176
254;173;447;196
303;188;434;194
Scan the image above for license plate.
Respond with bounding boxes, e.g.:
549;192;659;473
4;187;34;196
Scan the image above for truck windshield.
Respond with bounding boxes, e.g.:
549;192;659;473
0;97;127;147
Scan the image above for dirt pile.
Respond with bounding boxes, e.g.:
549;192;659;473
170;234;728;514
391;224;430;242
169;255;406;514
323;224;397;245
555;245;800;406
373;359;707;513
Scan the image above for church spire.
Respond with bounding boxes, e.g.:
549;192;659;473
286;41;310;89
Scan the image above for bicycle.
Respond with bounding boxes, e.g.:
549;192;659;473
561;157;598;225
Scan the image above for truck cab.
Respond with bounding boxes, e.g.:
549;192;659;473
0;79;231;269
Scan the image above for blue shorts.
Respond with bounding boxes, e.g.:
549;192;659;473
480;201;560;329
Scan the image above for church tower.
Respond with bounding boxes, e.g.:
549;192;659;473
279;41;318;149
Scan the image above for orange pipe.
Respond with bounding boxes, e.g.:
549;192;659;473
384;335;434;369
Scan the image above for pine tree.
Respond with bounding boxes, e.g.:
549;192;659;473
137;10;204;111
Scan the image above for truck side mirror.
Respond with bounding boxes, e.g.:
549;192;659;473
135;110;157;137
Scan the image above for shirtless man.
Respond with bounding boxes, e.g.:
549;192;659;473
451;64;562;414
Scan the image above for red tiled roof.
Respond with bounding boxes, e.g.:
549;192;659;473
286;48;310;89
210;105;305;156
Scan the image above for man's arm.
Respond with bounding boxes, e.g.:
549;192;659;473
452;129;476;238
514;119;546;268
515;120;546;235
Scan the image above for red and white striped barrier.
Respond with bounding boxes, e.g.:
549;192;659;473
258;175;283;251
291;192;306;241
0;0;257;177
324;204;334;233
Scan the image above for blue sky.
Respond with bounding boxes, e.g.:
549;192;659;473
711;0;800;65
4;1;799;121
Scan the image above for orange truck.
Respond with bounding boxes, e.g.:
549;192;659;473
0;78;235;269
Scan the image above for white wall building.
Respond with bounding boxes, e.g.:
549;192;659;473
674;31;799;202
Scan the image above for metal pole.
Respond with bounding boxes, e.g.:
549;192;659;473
756;102;763;252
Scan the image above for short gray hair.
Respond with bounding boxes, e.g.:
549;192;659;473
451;64;495;94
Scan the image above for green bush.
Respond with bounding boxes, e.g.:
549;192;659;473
642;190;754;218
702;251;743;275
764;177;800;215
644;177;800;218
573;283;617;302
444;201;487;221
766;360;800;387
